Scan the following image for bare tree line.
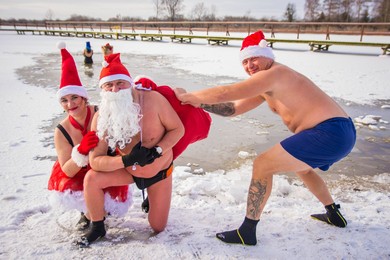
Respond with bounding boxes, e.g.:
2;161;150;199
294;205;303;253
149;0;390;22
151;0;219;21
304;0;390;22
2;0;389;23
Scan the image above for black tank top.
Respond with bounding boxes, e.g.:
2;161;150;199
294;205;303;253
56;106;98;147
56;106;115;155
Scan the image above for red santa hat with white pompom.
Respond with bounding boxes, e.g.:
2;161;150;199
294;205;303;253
239;30;275;63
99;53;133;87
56;42;88;101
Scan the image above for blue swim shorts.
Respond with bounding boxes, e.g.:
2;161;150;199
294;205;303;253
280;117;356;171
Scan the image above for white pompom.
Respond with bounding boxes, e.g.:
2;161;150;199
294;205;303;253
259;39;268;48
57;41;66;49
102;60;109;68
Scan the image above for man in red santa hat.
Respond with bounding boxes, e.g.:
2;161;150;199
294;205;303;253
175;30;356;246
77;53;184;246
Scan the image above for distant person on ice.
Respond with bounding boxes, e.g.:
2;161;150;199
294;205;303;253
83;41;93;65
101;43;113;57
175;30;356;246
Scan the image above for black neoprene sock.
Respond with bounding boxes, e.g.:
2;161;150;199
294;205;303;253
216;217;259;245
77;219;106;247
311;203;347;228
76;212;91;231
324;203;348;227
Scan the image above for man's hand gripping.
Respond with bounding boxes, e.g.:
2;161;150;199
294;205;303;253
121;141;162;169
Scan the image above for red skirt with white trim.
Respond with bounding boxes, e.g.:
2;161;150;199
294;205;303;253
48;161;132;216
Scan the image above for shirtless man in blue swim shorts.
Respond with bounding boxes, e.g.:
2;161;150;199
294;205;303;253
175;30;356;246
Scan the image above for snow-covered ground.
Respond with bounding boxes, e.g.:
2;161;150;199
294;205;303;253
0;31;389;259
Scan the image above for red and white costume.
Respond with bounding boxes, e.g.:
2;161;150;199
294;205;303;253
47;42;132;217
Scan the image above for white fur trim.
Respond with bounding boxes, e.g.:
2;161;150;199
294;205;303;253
134;84;153;91
104;186;134;217
48;190;86;212
47;186;133;216
57;85;88;101
71;145;89;167
239;45;275;62
99;74;133;87
134;75;154;90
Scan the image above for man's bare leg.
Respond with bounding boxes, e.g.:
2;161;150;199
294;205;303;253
147;175;172;233
78;169;133;246
216;143;311;245
296;169;347;227
295;169;333;206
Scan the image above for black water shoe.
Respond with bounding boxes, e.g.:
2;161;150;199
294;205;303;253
216;217;259;246
76;212;91;231
311;203;347;228
76;220;106;247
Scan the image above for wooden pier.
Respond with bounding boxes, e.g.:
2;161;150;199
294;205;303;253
1;27;389;55
265;38;390;54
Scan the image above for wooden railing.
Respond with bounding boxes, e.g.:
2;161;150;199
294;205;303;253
2;20;389;54
1;27;389;54
1;21;390;42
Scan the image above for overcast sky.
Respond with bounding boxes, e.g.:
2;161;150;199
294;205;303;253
0;0;306;21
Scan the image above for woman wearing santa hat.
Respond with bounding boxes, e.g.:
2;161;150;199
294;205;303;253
48;42;132;231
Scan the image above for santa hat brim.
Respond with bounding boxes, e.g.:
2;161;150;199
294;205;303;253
239;45;275;63
99;74;133;87
57;85;89;101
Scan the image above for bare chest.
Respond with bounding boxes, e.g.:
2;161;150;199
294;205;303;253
140;110;165;146
119;107;165;155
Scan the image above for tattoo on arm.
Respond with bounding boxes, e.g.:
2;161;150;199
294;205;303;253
200;102;235;117
247;179;267;219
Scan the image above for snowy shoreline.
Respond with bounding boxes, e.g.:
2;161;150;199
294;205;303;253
1;32;389;259
18;48;390;177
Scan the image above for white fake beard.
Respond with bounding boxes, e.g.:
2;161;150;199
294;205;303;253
97;88;142;150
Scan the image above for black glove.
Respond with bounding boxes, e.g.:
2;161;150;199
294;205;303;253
150;146;163;159
122;141;155;167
